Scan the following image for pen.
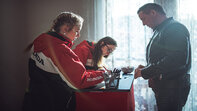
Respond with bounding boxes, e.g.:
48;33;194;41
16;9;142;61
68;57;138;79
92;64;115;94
103;66;110;72
103;66;112;75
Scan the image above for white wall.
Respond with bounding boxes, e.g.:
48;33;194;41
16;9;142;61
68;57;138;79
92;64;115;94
0;0;95;111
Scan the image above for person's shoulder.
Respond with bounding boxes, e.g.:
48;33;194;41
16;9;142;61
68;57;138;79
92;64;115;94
74;44;90;52
162;19;190;39
33;33;51;45
34;32;58;42
168;19;188;30
162;20;188;35
76;40;93;48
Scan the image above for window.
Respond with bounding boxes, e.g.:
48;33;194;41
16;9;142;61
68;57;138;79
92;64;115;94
95;0;156;111
104;0;153;69
94;0;197;110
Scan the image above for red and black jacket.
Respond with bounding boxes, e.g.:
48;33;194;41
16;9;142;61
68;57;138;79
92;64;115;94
73;40;96;70
23;32;104;111
30;32;104;89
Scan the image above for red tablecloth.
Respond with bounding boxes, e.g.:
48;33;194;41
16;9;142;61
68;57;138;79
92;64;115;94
75;85;135;111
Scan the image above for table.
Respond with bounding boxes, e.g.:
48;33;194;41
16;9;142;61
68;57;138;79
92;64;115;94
75;73;135;111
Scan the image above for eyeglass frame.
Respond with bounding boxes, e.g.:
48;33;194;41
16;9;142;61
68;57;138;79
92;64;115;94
105;44;114;53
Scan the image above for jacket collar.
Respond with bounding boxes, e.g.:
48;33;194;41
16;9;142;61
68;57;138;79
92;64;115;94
153;17;173;31
47;31;73;48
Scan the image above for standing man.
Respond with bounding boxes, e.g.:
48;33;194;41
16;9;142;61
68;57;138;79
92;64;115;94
134;3;191;111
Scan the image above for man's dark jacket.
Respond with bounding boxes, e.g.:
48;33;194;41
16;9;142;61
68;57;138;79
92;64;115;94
141;17;191;89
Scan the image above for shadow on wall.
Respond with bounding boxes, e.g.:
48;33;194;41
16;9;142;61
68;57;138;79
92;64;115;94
0;0;93;111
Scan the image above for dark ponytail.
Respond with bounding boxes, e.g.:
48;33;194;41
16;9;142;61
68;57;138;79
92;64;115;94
24;42;33;53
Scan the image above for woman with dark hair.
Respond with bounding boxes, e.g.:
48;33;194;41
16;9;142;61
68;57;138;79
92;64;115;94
23;12;105;111
73;36;117;70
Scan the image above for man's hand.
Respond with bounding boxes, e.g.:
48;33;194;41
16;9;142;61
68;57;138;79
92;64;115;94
134;68;141;79
134;65;144;79
138;65;144;69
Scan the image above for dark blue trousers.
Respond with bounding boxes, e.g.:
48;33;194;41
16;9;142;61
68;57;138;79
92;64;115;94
152;85;190;111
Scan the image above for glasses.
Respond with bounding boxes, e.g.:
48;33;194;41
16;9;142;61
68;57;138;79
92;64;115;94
105;45;114;53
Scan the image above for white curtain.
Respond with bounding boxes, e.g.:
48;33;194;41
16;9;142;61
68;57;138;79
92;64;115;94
177;0;197;110
94;0;196;110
